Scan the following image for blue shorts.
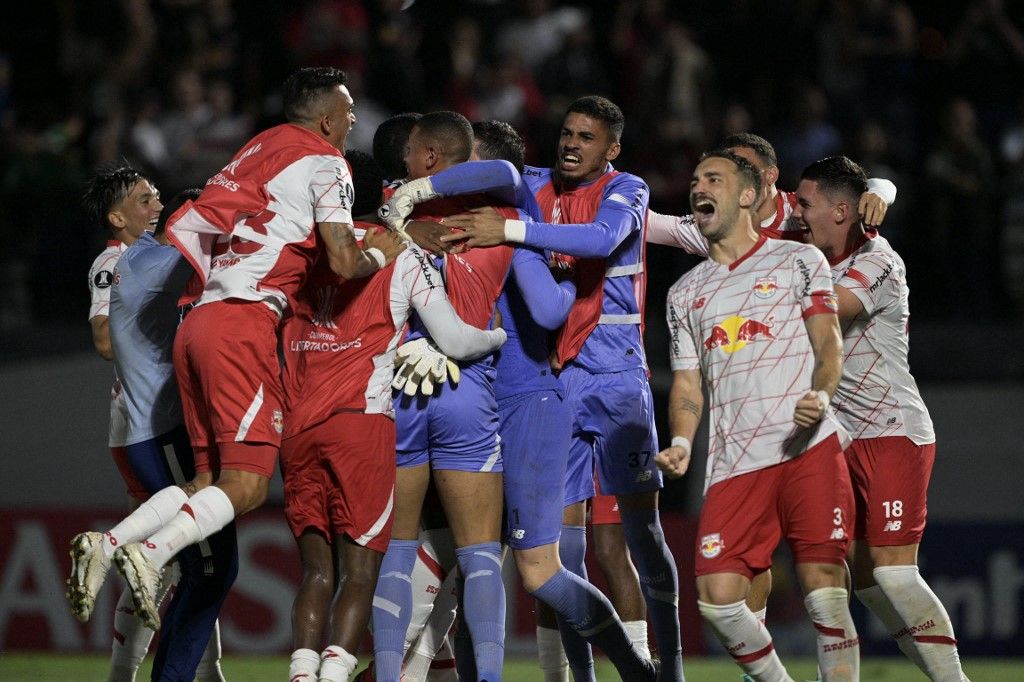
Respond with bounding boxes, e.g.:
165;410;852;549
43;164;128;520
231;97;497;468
395;363;502;473
561;366;661;505
499;389;570;550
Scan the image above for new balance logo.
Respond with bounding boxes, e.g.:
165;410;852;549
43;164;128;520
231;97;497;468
830;528;845;540
635;470;653;483
884;520;902;532
511;529;526;540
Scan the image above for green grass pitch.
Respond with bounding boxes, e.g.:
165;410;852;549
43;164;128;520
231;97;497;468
1;655;1020;681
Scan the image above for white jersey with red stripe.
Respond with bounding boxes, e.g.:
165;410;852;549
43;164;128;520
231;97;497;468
667;236;848;493
829;232;934;444
647;189;804;254
88;240;129;448
172;124;354;315
281;241;448;436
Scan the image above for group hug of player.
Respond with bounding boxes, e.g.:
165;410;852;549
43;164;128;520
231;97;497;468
69;66;968;682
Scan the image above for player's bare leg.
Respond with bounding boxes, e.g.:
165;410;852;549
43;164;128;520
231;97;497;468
317;538;385;681
796;562;860;682
617;490;683;680
698;572;793;681
289;531;334;681
433;469;505;682
852;541;967;681
115;460;272;630
593;521;649;654
746;569;772;623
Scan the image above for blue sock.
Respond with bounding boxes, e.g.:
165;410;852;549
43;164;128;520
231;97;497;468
456;542;505;682
557;525;595;681
372;539;420;682
620;509;685;682
534;567;655;681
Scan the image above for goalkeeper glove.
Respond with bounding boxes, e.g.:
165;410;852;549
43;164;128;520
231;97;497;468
378;177;439;233
391;337;461;397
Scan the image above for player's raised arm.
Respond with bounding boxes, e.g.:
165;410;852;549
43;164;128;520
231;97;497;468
319;221;405;280
441;174;648;257
646;210;710;255
860;177;897;228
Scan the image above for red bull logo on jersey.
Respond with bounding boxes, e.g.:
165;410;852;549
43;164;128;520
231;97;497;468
700;533;724;559
703;315;775;354
753;276;778;299
271;409;284;434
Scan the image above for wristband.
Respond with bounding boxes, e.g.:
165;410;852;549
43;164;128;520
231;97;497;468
504;219;527;243
815;390;830;411
365;247;386;269
670;436;691;453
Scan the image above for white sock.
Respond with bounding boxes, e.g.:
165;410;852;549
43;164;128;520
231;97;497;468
143;486;234;568
873;565;967;681
425;639;458;682
699;600;792;682
104;487;188;559
318;645;357;682
804;587;860;682
623;619;651;659
403;529;455;654
288;647;320;681
536;625;569;682
855;584;928;673
108;587;154;682
196;619;225;682
752;606;767;625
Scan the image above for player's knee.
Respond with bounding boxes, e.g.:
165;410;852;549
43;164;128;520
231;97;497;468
514;549;558;594
343;551;383;590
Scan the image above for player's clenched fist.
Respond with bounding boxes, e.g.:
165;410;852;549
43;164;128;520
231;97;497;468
364;226;407;266
793;389;830;428
655;437;691;479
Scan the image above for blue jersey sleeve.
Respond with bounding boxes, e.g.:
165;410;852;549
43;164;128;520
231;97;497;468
430;160;524;207
136;245;191;294
522;174;649;258
510;247;576;330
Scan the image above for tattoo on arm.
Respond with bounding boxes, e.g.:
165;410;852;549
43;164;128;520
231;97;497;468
674;396;701;418
329;224;356;247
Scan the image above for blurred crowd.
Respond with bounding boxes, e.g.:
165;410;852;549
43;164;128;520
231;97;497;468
2;0;1024;331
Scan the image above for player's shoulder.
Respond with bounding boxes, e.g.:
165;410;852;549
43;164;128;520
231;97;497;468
769;238;826;263
604;171;649;210
522;165;551;191
669;260;712;298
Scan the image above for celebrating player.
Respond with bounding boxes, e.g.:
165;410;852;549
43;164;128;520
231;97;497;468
661;149;859;681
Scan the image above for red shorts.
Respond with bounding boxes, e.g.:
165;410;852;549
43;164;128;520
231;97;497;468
845;436;935;546
696;434;853;579
111;446;148;502
174;300;284;477
280;412;396;553
589;476;621;526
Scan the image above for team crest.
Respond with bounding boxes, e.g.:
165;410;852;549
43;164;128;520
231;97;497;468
752;276;778;299
700;533;724;559
271;409;284;434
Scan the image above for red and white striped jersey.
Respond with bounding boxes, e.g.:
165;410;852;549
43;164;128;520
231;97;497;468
281;242;448;436
88;240;128;447
667;236;847;492
829;232;934;444
169;124;354;315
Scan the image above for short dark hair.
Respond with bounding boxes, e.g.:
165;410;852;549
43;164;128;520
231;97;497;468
472;120;526;172
699;148;763;199
414;111;474;164
565;95;625;141
344;150;385;217
373;112;421;181
719;133;778;168
282;67;348;124
155;188;203;237
801;156;868;204
82;163;147;231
